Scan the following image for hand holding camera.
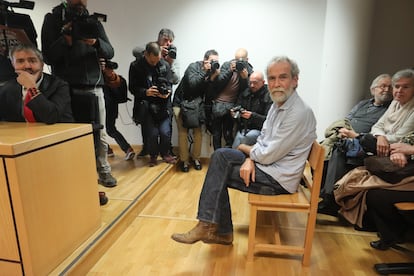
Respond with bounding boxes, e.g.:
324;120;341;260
205;60;220;80
147;77;171;98
231;59;249;78
231;105;246;119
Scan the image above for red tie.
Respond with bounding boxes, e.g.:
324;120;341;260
24;89;36;122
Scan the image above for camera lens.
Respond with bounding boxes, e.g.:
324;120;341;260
210;60;219;71
167;45;177;59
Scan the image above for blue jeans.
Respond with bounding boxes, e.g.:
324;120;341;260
143;114;172;157
232;129;261;148
197;148;289;234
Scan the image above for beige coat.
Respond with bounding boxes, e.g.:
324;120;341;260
334;167;414;227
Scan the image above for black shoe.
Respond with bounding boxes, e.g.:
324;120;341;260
180;162;189;172
136;148;148;158
99;191;108;206
194;159;202;170
317;200;339;216
370;239;395;251
354;224;377;232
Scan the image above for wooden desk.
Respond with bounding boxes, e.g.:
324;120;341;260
0;123;101;276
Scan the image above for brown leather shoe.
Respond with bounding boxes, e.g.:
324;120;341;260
171;221;217;244
202;232;233;245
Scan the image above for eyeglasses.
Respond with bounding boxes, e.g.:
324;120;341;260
374;84;392;90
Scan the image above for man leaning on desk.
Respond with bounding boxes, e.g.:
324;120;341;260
0;44;73;123
0;44;109;205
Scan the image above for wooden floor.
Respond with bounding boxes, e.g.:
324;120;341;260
58;146;413;275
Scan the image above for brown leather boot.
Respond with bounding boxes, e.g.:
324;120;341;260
202;232;233;245
171;221;218;244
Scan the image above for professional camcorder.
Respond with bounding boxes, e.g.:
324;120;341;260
65;8;107;40
167;45;177;59
209;60;220;74
154;77;170;95
0;0;34;10
232;105;245;119
235;59;248;72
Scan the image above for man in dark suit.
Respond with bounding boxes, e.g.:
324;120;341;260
0;44;73;123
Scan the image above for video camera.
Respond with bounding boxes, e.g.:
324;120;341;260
65;9;107;40
154;77;170;95
235;59;248;72
167;45;177;59
0;0;34;10
232;105;245;119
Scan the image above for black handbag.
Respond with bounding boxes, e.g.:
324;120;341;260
364;156;414;184
181;97;205;128
132;99;148;125
212;101;234;118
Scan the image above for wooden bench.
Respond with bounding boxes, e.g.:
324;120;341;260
247;141;324;266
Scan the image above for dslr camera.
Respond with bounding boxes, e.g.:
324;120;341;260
167;45;177;59
235;59;248;72
209;60;220;74
154;77;170;95
232;105;245;119
105;60;118;70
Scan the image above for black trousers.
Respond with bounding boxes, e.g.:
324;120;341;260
366;189;414;243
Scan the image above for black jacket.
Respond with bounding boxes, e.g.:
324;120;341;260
41;4;114;86
0;74;74;123
172;61;211;106
128;56;173;122
235;84;272;132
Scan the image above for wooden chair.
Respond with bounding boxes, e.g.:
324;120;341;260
247;141;324;266
374;202;414;275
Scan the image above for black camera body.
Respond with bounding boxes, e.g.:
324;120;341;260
154;77;170;95
66;10;107;40
232;105;245;119
235;59;248;72
209;60;220;74
105;60;118;70
0;0;34;10
167;45;177;59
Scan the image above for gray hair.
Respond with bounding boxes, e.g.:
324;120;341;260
158;28;175;41
392;68;414;85
370;73;391;90
9;44;44;63
266;56;300;78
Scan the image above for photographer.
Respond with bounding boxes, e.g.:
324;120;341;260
134;28;179;158
41;0;117;188
0;0;37;85
230;71;272;148
101;59;135;161
172;49;220;172
210;48;253;149
157;28;179;85
129;42;175;167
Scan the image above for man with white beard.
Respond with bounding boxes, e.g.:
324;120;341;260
171;56;317;245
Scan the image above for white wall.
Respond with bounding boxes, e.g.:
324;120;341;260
19;0;414;156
